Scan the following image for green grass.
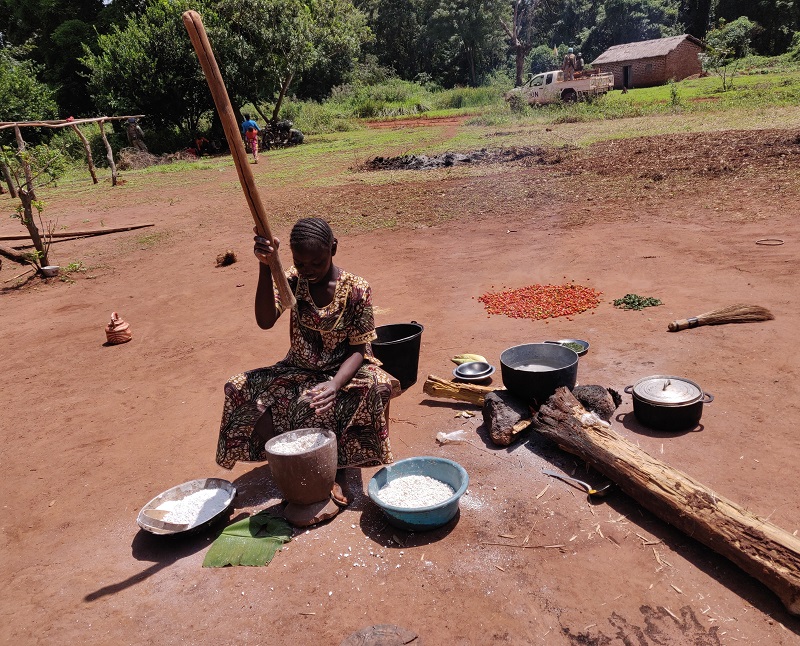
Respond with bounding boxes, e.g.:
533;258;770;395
33;56;800;202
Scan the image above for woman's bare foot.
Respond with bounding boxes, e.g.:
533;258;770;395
331;481;349;508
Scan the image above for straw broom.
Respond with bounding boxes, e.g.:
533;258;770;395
668;304;774;332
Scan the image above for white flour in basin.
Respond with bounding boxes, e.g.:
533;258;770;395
376;475;455;508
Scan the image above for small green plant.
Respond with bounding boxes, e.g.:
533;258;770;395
669;80;682;108
63;261;86;273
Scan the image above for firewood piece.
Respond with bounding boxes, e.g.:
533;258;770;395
572;385;622;421
532;387;800;616
422;374;497;406
482;390;532;446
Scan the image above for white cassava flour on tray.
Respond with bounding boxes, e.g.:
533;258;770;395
154;488;231;525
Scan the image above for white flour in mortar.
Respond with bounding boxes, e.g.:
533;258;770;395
270;431;329;455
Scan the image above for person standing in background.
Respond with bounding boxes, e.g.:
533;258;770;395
126;117;147;152
562;47;576;81
240;113;261;163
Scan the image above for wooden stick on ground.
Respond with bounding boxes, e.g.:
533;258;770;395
0;223;155;242
182;10;295;310
423;374;498;406
3;267;35;283
532;387;800;616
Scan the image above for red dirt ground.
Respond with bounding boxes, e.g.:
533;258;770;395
2;124;800;646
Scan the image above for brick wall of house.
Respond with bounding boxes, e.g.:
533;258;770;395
597;57;667;89
665;40;703;80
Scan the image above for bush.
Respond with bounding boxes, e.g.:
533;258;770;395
528;44;560;76
279;100;358;135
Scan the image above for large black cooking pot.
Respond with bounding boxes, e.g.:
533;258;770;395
500;343;579;407
625;375;713;431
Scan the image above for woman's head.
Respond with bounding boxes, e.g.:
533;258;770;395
289;217;337;283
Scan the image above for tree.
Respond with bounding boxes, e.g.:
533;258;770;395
678;0;714;38
700;16;755;90
82;0;216;134
501;0;547;87
356;0;431;81
0;135;67;271
716;0;800;55
0;0;105;115
539;0;598;54
0;46;58;123
217;0;369;123
582;0;683;58
527;43;560;74
430;0;509;87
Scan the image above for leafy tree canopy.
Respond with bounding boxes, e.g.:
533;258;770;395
700;15;755;90
429;0;510;86
216;0;369;121
82;0;217;133
582;0;683;60
0;46;58;123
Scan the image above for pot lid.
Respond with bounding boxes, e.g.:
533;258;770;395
632;375;703;406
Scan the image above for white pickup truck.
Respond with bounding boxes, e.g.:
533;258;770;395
505;69;615;105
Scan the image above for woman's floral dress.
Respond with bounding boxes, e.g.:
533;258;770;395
216;268;399;469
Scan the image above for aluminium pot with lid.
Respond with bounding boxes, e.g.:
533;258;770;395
625;375;713;431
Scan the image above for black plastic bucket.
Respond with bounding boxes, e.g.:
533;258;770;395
372;321;424;390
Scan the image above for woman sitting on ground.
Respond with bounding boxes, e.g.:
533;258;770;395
215;217;398;505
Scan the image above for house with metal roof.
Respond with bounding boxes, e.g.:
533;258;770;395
590;34;704;90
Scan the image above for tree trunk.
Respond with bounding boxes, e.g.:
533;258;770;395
532;387;800;616
515;44;525;87
98;120;118;186
70;124;98;184
467;47;477;87
252;102;270;125
13;126;49;267
16;190;50;267
271;71;295;124
0;160;16;198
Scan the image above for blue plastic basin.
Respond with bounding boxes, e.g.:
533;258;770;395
368;457;469;531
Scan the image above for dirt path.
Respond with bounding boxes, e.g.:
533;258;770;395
1;124;799;645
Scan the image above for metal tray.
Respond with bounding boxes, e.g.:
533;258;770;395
137;477;236;536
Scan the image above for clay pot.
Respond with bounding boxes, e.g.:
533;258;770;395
264;428;337;505
105;312;132;345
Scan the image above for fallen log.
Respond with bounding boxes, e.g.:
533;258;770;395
0;223;154;242
532;387;800;616
423;374;498;407
0;243;31;266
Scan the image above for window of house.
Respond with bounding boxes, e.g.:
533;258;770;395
645;63;653;73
